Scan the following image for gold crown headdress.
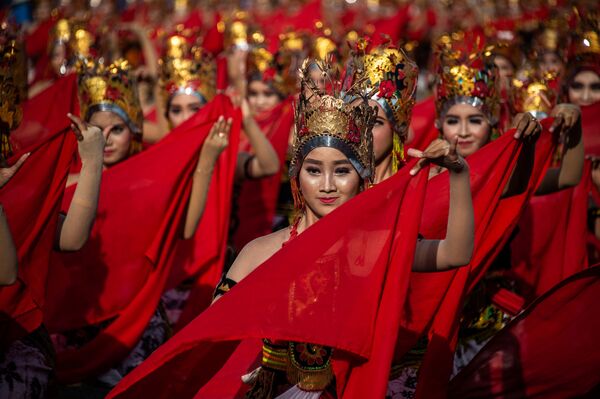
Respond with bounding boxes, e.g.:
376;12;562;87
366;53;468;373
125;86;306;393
77;58;143;144
290;58;377;184
159;32;216;110
512;66;559;119
1;23;26;162
485;25;523;69
534;18;570;59
354;39;418;172
435;32;500;125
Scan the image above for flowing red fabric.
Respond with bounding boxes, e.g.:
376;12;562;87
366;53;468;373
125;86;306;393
581;101;600;156
44;95;240;382
394;123;556;399
0;76;78;348
233;98;294;250
448;266;600;399
107;159;429;399
407;96;439;152
509;162;591;301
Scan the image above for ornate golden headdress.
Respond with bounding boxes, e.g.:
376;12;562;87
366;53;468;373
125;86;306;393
290;58;377;184
1;23;26;162
435;32;500;125
353;39;418;172
159;32;216;109
512;67;559;119
49;18;95;57
534;18;570;60
569;12;600;69
77;58;143;143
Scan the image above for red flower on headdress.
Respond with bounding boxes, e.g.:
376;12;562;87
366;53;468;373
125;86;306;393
105;86;120;101
299;125;309;136
262;68;277;82
165;81;178;94
471;80;489;97
379;80;395;99
347;121;360;143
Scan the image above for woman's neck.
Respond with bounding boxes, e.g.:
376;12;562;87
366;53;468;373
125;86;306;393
295;207;320;235
373;152;394;184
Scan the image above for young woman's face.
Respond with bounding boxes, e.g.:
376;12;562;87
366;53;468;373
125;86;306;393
88;111;132;166
539;52;564;76
370;100;394;164
299;146;361;219
167;93;203;128
441;103;491;157
568;70;600;107
493;55;515;90
247;80;281;114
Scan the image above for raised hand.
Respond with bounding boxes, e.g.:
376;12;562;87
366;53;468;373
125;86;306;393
0;153;29;189
549;103;581;142
201;116;232;161
512;112;542;140
67;113;107;163
407;137;467;176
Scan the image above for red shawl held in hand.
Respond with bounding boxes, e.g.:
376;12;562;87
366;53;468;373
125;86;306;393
234;98;295;250
44;95;241;383
107;159;429;399
397;123;556;399
510;162;591;302
407;96;439;152
449;266;600;399
0;75;78;348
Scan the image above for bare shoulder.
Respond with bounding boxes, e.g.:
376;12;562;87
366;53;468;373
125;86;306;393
226;227;290;282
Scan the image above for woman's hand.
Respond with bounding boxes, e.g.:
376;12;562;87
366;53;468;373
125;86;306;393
0;153;29;189
407;137;467;176
549;103;581;143
67;113;107;164
200;116;232;161
512;112;542;140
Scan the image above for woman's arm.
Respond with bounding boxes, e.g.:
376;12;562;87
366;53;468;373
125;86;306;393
0;153;28;285
58;114;105;251
236;98;280;180
535;104;584;195
183;117;232;239
409;138;475;272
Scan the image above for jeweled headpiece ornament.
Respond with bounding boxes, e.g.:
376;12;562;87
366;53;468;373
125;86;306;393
290;58;377;183
77;58;143;146
512;67;559;119
159;32;216;110
0;23;26;162
354;38;418;172
435;32;500;125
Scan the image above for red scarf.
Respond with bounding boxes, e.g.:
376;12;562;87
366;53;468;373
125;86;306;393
397;123;556;399
581;101;600;156
510;161;591;302
0;75;78;348
449;266;600;399
106;159;429;399
407;96;439;152
44;95;241;383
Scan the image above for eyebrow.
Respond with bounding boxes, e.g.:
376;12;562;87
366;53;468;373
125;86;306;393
445;113;484;118
304;158;351;165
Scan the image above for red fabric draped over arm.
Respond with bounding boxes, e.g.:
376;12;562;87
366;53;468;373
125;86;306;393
0;75;78;348
44;95;241;382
